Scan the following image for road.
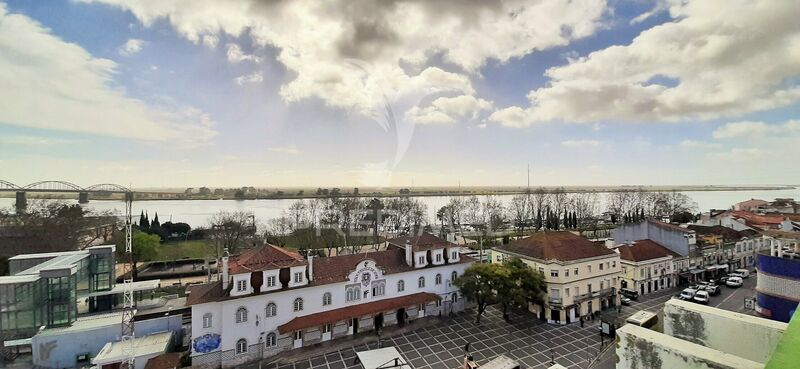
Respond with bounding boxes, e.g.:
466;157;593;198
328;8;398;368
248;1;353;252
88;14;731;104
591;275;758;369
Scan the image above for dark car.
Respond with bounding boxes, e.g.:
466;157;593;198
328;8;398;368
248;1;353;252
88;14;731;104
620;288;640;301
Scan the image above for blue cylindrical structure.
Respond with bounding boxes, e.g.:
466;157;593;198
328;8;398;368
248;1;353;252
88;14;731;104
756;252;800;322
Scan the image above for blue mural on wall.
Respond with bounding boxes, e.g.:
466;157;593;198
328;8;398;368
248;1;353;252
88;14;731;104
193;333;221;353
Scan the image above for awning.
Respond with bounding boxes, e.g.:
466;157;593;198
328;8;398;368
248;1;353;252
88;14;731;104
278;293;439;334
689;268;705;274
84;280;161;298
356;347;412;369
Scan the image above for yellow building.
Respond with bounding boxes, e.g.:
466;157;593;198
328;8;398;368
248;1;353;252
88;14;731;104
492;232;621;325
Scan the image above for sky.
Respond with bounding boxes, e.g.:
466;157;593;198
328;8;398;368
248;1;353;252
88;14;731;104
0;0;798;189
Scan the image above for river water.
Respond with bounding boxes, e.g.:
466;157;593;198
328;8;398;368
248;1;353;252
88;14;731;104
1;188;798;228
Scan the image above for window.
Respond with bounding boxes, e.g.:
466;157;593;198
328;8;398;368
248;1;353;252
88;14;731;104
236;339;248;354
372;282;385;296
435;299;442;307
346;286;361;302
236;307;248;323
323;292;332;306
293;331;303;340
418;276;425;288
600;281;605;289
418;256;425;265
538;267;544;274
451;271;458;282
266;333;276;347
266;303;277;317
599;263;604;271
612;261;616;268
202;313;212;328
266;275;276;288
565;288;570;297
397;280;405;292
565;269;569;277
452;251;458;259
294;272;303;283
236;279;247;292
574;268;579;275
587;283;592;293
550;270;558;277
322;323;332;334
293;298;304;312
452;292;458;303
640;269;645;278
436;253;442;262
588;265;592;272
435;274;442;285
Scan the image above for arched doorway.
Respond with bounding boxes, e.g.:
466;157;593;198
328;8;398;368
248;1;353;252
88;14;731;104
374;313;384;331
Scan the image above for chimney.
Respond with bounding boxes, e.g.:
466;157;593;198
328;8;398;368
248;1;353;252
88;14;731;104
307;254;314;282
405;239;414;267
221;247;230;290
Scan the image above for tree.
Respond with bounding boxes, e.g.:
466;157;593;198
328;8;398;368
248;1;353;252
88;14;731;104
151;212;160;228
116;230;159;279
208;210;256;259
670;211;695;223
497;258;546;321
454;263;503;323
509;194;529;235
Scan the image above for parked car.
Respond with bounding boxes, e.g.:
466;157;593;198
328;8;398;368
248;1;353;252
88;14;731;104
726;276;744;288
735;269;750;278
696;281;710;288
680;288;698;300
718;276;730;284
621;296;632;306
693;290;710;304
705;284;721;296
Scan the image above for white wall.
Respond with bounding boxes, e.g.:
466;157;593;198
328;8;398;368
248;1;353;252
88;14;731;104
190;258;470;358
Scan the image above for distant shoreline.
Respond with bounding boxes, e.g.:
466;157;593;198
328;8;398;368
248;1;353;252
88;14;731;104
1;185;795;202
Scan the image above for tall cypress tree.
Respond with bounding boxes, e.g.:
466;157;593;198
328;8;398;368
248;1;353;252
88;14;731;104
143;211;150;229
152;212;160;228
139;210;146;228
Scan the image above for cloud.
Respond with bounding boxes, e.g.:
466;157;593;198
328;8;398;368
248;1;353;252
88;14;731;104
82;0;607;116
490;0;800;128
712;120;800;139
0;135;81;146
226;43;261;63
202;34;218;49
561;139;602;148
234;71;263;85
0;4;216;144
269;145;301;155
679;139;722;149
118;38;145;56
405;95;492;125
706;148;769;161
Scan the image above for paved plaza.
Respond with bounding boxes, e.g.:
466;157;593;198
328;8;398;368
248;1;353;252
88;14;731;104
240;278;757;369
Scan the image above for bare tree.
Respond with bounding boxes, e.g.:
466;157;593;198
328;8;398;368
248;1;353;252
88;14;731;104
509;194;529;235
265;216;293;247
571;192;599;226
208;210;256;259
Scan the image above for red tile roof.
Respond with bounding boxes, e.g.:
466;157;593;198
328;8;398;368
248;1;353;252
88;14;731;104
617;239;681;262
186;280;227;306
144;352;187;369
311;249;412;285
731;211;784;226
228;244;306;274
494;231;616;262
687;225;760;241
278;293;439;334
386;233;457;251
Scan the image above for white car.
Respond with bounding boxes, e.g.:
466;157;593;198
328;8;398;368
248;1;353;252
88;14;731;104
693;290;710;304
680;288;698;300
735;269;750;278
726;276;744;287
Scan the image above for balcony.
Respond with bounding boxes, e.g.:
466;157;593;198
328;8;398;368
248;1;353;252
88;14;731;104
548;297;562;305
575;287;615;302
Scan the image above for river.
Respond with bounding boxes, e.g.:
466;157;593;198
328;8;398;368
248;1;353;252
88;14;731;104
1;188;798;228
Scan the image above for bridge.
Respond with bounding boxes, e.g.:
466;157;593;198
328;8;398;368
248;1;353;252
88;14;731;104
0;180;132;210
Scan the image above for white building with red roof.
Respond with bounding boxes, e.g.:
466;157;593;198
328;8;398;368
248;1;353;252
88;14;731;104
187;232;473;368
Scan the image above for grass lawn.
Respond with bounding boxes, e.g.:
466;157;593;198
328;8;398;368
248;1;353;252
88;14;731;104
153;240;214;261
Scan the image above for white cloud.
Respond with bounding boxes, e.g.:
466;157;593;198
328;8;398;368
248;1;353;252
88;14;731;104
118;38;145;56
405;95;492;125
0;135;81;146
679;139;722;149
82;0;607;117
226;43;261;63
561;139;602;148
706;148;769;161
0;5;216;144
202;34;219;49
269;145;301;155
234;71;263;85
490;0;800;127
712;120;800;139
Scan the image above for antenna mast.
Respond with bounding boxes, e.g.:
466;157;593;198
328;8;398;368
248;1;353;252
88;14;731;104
121;191;136;368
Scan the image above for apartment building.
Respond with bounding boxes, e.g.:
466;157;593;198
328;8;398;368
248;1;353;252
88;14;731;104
492;231;620;325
